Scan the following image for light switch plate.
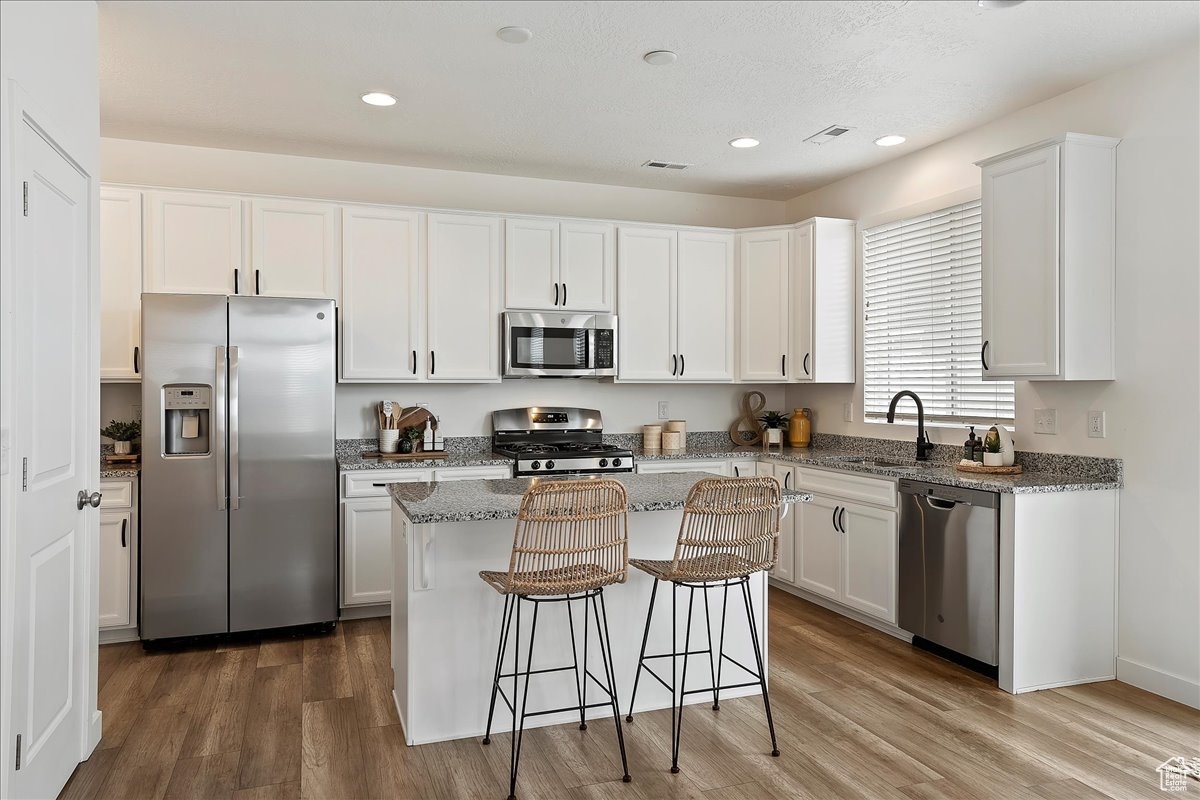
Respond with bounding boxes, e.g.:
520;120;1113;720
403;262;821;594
1088;410;1106;438
1034;407;1058;435
658;401;669;420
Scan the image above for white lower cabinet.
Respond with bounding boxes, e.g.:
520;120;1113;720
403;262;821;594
838;501;898;623
635;459;731;476
99;478;138;634
340;465;512;608
758;462;796;583
796;494;841;600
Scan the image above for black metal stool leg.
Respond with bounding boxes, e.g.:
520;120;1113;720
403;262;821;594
483;594;515;745
713;581;730;711
701;584;718;711
671;584;696;774
741;578;779;757
594;591;632;783
507;596;522;799
625;577;660;723
566;594;587;731
509;599;541;800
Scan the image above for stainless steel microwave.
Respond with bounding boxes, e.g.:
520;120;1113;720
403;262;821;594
503;312;617;378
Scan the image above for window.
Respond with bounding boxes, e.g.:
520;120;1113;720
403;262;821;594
863;199;1014;424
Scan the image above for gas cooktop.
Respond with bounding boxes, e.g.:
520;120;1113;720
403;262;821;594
491;407;634;477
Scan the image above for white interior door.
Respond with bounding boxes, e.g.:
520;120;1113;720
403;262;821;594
7;111;97;800
98;188;142;381
677;230;734;382
250;198;339;298
616;227;676;381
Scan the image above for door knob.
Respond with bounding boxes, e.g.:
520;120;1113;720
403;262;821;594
77;490;102;510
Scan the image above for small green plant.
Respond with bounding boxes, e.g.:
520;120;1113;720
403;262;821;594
759;411;789;430
983;430;1002;453
101;419;141;441
404;425;424;443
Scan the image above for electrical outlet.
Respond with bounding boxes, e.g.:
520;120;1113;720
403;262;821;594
1088;410;1106;438
1033;407;1057;435
131;404;142;422
658;401;670;420
843;403;853;422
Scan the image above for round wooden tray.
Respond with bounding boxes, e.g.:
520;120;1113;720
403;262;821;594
955;462;1022;475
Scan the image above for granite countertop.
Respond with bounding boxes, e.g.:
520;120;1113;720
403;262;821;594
100;460;139;479
389;472;812;525
337;448;511;471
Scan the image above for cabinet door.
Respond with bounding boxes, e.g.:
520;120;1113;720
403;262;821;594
796;494;840;600
560;221;615;312
790;221;814;383
250;198;339;298
981;143;1060;378
98;511;132;628
677;231;734;382
730;461;758;477
426;213;503;381
100;188;143;381
616;227;676;381
839;502;898;623
504;218;559;310
738;230;790;382
341;207;422;381
146;191;243;294
765;464;796;584
342;498;394;606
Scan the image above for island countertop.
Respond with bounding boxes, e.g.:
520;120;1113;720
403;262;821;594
388;472;811;524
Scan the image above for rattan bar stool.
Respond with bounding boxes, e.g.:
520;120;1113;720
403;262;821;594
624;475;783;774
479;478;632;800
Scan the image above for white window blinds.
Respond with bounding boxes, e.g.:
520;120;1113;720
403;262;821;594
863;199;1015;424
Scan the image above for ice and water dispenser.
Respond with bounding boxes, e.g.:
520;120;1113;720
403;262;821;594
163;385;212;456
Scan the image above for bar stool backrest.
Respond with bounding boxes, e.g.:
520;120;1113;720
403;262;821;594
507;478;630;595
669;476;782;581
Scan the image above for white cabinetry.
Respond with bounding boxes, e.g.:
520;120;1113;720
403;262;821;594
99;478;138;635
249;198;339;298
504;219;615;312
635;459;731;476
796;493;841;600
758;461;797;584
505;218;558;310
977;134;1118;380
100;188;143;381
790;218;855;383
617;228;734;382
340;207;423;381
426;213;503;382
560;221;615;312
737;228;790;382
145;190;244;295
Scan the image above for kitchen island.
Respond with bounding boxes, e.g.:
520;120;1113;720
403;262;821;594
388;472;809;745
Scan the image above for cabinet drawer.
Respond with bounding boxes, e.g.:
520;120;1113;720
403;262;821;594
433;465;511;481
343;469;433;498
797;467;896;508
99;480;134;509
637;460;730;476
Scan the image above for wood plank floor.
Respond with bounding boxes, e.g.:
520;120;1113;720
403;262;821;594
62;590;1198;800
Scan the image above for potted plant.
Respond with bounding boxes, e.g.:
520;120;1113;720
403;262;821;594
101;419;141;455
400;425;423;454
759;411;788;446
982;430;1004;466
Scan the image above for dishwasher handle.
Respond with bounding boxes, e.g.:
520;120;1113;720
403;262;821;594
898;478;998;509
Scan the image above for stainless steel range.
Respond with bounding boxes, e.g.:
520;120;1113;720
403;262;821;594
492;407;634;477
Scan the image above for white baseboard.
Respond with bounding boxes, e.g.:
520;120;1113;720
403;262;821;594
1116;657;1200;709
339;603;390;621
99;627;140;645
768;579;912;642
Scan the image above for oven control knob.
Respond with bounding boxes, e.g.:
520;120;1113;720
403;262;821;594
545;460;555;470
599;458;609;468
530;461;541;470
612;458;622;468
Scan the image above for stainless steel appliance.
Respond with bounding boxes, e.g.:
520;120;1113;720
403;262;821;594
502;312;616;378
898;479;1000;672
492;407;634;476
141;294;336;641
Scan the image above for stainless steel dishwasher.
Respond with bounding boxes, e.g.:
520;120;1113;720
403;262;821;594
898;479;1000;674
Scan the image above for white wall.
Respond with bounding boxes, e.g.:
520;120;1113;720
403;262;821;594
784;45;1200;707
100;138;787;229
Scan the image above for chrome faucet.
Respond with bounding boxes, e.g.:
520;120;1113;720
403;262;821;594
886;390;935;462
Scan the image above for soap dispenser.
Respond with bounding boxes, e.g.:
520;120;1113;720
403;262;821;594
963;426;981;462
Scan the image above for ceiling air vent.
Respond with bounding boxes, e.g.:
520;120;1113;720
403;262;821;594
642;160;691;170
804;125;854;145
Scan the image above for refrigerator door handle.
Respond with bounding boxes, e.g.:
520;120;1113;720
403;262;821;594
229;345;240;511
215;346;228;510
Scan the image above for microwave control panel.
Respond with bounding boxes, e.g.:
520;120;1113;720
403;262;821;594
594;329;614;369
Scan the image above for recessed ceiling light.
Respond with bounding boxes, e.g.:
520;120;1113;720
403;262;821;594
497;26;533;44
643;50;678;66
361;92;397;107
729;137;760;148
874;134;906;147
977;0;1025;7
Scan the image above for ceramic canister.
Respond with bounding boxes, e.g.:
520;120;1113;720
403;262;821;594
661;430;683;451
642;425;662;450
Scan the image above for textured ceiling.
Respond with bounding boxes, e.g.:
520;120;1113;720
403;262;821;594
99;0;1199;200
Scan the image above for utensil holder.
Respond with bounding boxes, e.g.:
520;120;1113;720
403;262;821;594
379;429;400;454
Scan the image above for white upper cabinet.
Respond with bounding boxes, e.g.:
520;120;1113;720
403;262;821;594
978;134;1118;380
505;218;614;312
250;198;339;298
426;213;503;382
559;221;615;312
341;206;423;381
676;230;735;382
145;190;244;294
791;218;855;384
617;227;677;381
100;188;143;382
737;228;791;382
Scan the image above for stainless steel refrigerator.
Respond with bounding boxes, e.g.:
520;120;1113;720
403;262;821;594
140;294;337;641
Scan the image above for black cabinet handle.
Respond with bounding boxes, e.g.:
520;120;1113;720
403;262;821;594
679;354;685;376
372;483;387;487
562;283;567;306
803;352;810;376
411;350;417;375
430;350;435;375
120;518;127;548
671;354;678;376
832;506;840;533
784;471;791;489
981;341;990;371
233;268;239;294
839;507;848;533
733;465;741;477
781;354;786;377
133;346;140;374
554;283;559;306
255;269;261;295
